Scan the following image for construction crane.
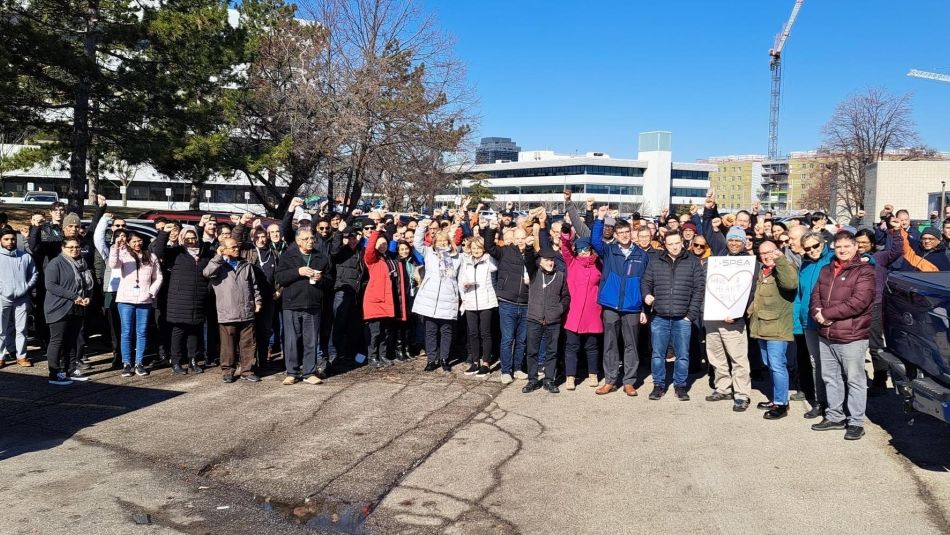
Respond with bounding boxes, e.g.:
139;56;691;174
908;69;950;83
768;0;804;160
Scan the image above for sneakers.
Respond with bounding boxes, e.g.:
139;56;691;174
564;376;576;391
522;379;542;393
541;379;559;394
304;375;323;385
48;372;73;386
732;398;750;412
69;370;90;382
803;404;823;419
673;386;690;401
789;391;807;402
648;385;666;400
282;376;299;385
463;363;479;375
476;365;490;377
121;364;134;377
513;370;528;380
763;404;788;420
587;374;599;387
222;373;236;383
844;425;865;440
134;365;149;377
242;374;261;383
16;358;32;368
705;391;733;402
75;360;92;371
811;418;847;431
500;373;513;385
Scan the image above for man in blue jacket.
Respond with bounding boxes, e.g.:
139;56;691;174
591;206;650;396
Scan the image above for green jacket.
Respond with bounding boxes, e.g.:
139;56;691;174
748;255;798;341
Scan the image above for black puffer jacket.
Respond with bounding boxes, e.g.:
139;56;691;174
483;227;536;304
330;232;365;292
526;268;570;325
640;249;705;322
152;230;214;325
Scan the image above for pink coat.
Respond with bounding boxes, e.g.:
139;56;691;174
560;232;603;334
109;245;163;305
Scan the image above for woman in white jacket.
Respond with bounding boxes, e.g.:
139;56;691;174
458;236;498;377
412;221;461;372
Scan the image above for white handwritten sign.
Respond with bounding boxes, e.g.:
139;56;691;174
704;256;755;321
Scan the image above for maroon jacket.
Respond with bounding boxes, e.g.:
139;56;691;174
809;256;875;343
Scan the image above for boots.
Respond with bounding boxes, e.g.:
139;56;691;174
394;337;409;362
189;358;204;374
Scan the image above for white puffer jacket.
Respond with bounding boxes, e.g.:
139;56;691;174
411;229;461;320
458;253;498;311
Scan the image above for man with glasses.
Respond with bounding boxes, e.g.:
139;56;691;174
641;231;705;401
810;230;876;440
899;226;950;272
591;206;650;396
275;229;333;384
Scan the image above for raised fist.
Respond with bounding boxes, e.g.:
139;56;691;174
289;197;304;211
563;190;572;202
97;194;107;207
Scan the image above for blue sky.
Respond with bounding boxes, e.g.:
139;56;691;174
425;0;950;162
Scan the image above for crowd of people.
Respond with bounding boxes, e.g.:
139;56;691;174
1;189;944;442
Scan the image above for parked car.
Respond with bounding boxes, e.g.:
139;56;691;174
19;191;59;205
881;271;950;424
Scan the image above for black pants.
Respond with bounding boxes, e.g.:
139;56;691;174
564;330;599;377
330;288;359;360
255;297;275;369
170;323;203;365
47;314;83;377
102;292;122;361
868;302;886;373
526;322;559;381
203;298;220;364
793;333;817;402
424;317;454;364
465;309;493;364
393;319;412;354
367;319;391;362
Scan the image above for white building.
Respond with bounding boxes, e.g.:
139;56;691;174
446;132;712;216
863;160;950;224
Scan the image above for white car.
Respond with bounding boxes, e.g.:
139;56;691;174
19;191;60;205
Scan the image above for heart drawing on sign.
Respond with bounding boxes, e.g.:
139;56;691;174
707;270;754;311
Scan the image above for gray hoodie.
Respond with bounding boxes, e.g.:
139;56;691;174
0;247;38;303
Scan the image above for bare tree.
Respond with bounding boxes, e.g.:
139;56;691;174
814;88;921;219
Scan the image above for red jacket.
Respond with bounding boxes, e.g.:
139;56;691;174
363;231;407;321
809;256;875;343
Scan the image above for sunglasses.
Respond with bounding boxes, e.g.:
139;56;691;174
113;224;125;228
803;243;821;252
316;226;329;231
692;243;707;249
576;247;592;254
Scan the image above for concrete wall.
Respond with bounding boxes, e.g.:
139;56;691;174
864;160;950;224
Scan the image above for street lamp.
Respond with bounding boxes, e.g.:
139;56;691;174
942;181;946;219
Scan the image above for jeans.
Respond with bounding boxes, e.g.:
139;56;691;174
526;322;559;380
758;339;789;405
499;301;528;374
819;337;869;427
117;303;151;366
650;317;691;389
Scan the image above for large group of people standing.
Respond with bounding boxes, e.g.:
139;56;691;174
1;189;943;442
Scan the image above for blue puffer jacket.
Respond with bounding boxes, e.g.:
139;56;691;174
793;246;833;334
591;219;649;313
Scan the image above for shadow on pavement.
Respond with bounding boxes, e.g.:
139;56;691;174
866;388;950;472
0;371;184;462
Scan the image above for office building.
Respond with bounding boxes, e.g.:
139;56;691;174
760;152;827;213
447;132;712;215
700;155;766;212
475;137;521;165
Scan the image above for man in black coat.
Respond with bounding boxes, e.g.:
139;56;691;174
641;230;705;401
328;218;366;364
275;229;334;384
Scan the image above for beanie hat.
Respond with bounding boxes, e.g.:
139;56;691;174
921;227;941;240
604;216;616;227
726;226;747;244
682;222;697;232
64;213;80;227
574;236;592;251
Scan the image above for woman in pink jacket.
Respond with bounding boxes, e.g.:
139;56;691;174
109;232;163;377
560;228;603;390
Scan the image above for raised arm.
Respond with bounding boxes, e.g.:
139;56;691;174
900;228;939;272
772;255;799;291
93;214;110;260
560;230;576;268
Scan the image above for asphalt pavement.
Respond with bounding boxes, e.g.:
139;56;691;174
1;347;948;535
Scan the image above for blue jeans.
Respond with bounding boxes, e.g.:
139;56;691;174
758;339;789;405
650;317;691;388
499;302;528;375
117;303;151;366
